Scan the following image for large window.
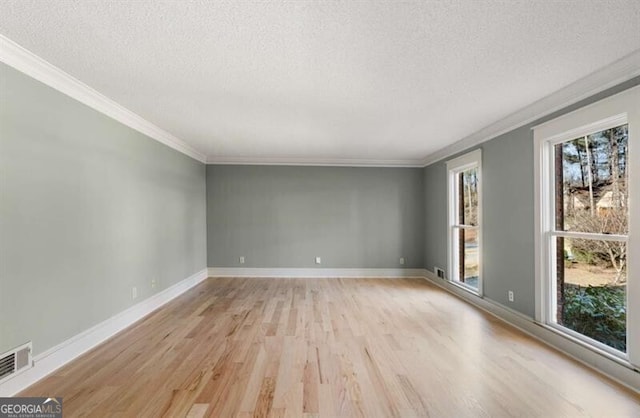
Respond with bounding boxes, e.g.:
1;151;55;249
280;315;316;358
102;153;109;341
447;149;482;295
535;86;639;365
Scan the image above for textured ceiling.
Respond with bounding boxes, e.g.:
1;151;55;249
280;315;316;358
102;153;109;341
1;0;639;164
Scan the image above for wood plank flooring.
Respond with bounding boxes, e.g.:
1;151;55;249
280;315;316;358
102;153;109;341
21;277;640;417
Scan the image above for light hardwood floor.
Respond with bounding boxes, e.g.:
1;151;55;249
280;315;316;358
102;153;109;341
21;277;640;417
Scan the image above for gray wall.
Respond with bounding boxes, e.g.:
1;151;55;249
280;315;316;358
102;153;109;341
207;165;424;268
0;63;207;356
423;76;640;318
3;54;636;358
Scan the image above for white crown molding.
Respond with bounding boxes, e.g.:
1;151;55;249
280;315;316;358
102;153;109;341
206;156;425;168
0;268;208;397
2;33;638;168
208;48;640;168
208;267;426;278
0;35;207;163
421;49;640;167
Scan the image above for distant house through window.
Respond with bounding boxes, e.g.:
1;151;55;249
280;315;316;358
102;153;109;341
447;149;482;295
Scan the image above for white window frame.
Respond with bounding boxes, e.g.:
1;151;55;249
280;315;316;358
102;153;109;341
447;149;483;296
534;85;640;367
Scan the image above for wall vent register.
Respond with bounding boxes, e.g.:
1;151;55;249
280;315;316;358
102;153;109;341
0;342;32;384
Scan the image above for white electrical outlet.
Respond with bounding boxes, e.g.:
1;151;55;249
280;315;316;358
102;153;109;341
508;291;514;302
434;267;446;279
239;256;245;264
399;257;405;265
132;286;138;300
315;257;321;264
151;279;156;289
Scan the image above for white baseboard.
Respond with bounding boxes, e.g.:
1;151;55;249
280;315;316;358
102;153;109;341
0;268;208;397
207;267;426;278
4;267;637;395
421;270;640;393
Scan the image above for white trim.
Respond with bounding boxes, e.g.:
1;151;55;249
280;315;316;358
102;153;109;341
206;156;425;168
533;85;640;368
445;148;482;170
0;35;207;163
422;49;640;167
207;267;426;278
546;320;629;360
550;230;628;242
0;268;208;397
532;94;634;142
422;270;640;394
534;120;560;325
537;114;628;146
2;33;637;168
452;224;479;230
447;149;483;296
3;267;638;395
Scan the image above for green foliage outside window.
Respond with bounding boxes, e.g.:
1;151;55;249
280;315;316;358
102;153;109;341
562;284;626;351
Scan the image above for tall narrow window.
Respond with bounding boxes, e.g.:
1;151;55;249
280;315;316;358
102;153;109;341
447;150;482;295
552;126;629;352
535;85;639;365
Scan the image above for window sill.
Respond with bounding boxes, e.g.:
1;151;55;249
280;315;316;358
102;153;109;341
535;321;636;371
448;280;482;298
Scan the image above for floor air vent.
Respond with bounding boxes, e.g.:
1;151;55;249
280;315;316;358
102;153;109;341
0;342;32;383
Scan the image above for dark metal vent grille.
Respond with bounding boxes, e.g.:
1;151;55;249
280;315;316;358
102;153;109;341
0;352;15;380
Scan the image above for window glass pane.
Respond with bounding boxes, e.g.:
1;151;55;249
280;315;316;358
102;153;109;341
458;228;479;290
554;237;627;352
555;125;628;234
458;167;479;226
